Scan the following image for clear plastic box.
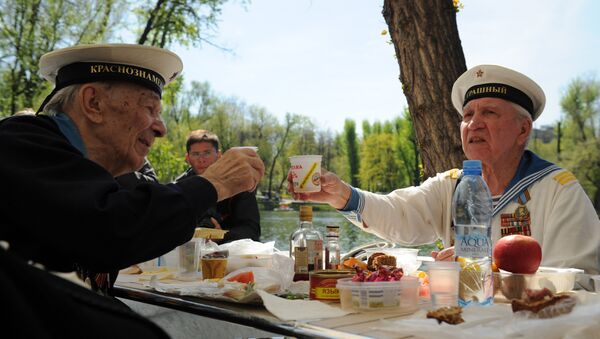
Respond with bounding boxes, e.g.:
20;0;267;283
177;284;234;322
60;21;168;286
337;276;419;311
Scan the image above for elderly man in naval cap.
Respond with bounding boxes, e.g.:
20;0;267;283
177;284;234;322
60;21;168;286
289;65;600;289
0;44;264;293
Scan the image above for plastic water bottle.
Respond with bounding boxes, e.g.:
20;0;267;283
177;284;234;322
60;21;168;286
452;160;493;306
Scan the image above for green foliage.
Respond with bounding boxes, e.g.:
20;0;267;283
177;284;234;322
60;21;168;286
561;139;600;203
560;77;599;143
529;76;600;211
357;111;420;192
0;0;122;116
359;133;400;192
558;76;600;210
147;137;187;182
0;0;234;117
134;0;232;48
343;119;360;186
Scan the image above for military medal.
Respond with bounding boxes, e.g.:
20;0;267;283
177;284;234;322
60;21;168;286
500;189;531;236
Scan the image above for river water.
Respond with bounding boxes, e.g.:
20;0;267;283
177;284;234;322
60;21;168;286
260;209;436;255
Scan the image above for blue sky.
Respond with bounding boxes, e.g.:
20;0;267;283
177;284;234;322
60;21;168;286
173;0;600;134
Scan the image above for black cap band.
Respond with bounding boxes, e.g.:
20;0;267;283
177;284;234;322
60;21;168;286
463;83;534;116
37;62;165;113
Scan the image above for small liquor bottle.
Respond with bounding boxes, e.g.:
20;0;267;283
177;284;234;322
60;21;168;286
324;225;341;270
289;205;323;281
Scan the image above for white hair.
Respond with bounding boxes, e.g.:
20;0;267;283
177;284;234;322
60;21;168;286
42;84;82;116
511;102;533;123
510;102;533;147
43;82;118;115
14;108;35;116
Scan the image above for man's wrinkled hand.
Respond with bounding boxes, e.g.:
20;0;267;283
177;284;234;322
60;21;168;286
201;148;264;201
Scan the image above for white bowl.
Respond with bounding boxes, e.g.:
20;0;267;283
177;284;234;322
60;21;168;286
493;266;584;300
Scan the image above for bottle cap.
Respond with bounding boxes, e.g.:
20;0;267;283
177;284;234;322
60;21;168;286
326;225;339;237
463;160;482;175
299;205;313;221
326;225;339;232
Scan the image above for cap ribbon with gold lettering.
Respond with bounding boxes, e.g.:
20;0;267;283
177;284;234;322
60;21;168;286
463;82;533;115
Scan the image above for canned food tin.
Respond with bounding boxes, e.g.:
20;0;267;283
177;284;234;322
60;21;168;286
309;269;354;301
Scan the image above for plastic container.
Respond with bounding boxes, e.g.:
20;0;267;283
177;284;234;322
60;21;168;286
336;276;419;311
363;248;420;275
493;267;584;301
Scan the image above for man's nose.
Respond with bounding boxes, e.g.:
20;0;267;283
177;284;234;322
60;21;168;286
467;112;485;129
152;116;167;137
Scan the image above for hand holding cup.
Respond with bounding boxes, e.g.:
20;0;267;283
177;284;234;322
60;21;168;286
202;147;264;201
287;167;352;210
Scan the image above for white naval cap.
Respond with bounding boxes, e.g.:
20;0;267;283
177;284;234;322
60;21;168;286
451;65;545;121
38;43;183;112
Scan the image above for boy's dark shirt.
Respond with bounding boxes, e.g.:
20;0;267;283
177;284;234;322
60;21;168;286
175;168;261;243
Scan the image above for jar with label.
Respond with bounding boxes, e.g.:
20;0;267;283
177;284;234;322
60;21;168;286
289;205;323;281
325;225;341;270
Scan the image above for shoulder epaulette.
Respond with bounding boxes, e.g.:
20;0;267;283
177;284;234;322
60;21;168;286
553;170;578;186
443;168;461;180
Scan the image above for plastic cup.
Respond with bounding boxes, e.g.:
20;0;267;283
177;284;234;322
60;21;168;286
201;258;228;279
289;155;322;193
231;146;258;152
177;239;202;281
201;249;229;279
425;261;461;309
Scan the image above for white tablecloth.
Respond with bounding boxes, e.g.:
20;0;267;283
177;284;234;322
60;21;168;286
377;291;600;339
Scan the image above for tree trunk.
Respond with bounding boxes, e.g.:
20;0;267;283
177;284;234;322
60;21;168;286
383;0;466;178
268;114;294;199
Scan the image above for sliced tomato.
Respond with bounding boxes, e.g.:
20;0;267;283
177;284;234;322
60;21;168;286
227;271;254;284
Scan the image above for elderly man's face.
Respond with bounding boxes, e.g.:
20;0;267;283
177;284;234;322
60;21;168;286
100;83;166;175
460;98;530;166
185;141;220;175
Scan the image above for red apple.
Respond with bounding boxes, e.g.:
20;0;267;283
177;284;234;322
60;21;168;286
492;235;542;274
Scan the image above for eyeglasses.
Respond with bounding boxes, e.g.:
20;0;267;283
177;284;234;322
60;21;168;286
189;150;216;159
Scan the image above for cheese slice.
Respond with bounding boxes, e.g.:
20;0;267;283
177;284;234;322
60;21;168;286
193;227;228;239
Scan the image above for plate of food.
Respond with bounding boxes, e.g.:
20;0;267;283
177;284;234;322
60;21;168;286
148;267;285;304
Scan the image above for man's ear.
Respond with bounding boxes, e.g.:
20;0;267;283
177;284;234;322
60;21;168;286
185;153;191;165
79;84;105;124
517;117;533;145
217;150;222;159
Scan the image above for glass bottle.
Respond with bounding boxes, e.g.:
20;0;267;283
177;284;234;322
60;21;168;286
452;160;493;306
289;205;323;281
324;225;341;270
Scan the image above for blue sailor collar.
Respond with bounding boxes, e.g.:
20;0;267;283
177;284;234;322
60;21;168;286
51;113;88;157
493;150;559;216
